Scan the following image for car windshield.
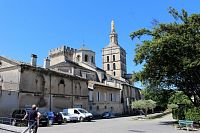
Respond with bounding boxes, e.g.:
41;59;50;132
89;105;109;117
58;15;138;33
78;109;88;113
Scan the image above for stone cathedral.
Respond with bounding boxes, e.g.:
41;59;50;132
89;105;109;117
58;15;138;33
0;20;141;117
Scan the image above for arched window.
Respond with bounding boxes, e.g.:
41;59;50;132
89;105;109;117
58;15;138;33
107;56;109;62
85;55;88;62
75;82;81;95
107;64;110;70
113;63;116;70
58;79;65;94
113;55;115;61
113;71;116;76
59;79;65;84
77;55;80;62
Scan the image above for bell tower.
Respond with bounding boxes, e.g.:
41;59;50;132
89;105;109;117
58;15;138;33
102;20;127;78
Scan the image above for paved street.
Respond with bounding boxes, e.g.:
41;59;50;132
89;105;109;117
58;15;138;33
37;114;199;133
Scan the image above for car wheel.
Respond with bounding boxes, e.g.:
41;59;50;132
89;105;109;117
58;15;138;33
79;117;84;122
42;123;48;127
12;119;16;126
63;118;67;123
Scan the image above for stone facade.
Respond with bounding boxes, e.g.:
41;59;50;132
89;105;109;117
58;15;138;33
0;56;89;116
88;81;123;115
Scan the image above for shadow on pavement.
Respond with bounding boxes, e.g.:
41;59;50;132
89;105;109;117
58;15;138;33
158;120;176;125
128;129;146;132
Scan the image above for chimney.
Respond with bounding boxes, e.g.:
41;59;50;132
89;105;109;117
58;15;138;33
43;57;50;69
31;54;37;67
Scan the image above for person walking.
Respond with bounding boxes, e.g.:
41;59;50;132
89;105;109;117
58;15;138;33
22;104;41;133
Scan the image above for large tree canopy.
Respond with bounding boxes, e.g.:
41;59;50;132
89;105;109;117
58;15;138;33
130;8;200;106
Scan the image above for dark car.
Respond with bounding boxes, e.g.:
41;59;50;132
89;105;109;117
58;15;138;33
46;112;63;125
11;109;49;127
11;109;27;126
38;112;49;126
101;112;115;119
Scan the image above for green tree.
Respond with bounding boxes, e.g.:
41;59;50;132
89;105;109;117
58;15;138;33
130;7;200;106
168;91;191;105
168;91;191;110
131;100;156;116
141;85;174;109
146;100;157;113
167;103;178;110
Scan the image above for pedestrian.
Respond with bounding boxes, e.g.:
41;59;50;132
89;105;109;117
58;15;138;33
22;104;41;133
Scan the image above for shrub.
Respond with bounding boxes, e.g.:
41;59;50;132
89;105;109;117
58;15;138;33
172;107;200;123
172;108;185;120
185;107;200;123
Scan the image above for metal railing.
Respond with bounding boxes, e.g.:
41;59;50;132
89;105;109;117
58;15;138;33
0;117;14;125
22;121;37;133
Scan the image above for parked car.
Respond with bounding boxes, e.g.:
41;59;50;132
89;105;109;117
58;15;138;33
11;109;49;127
63;108;93;122
38;112;49;126
45;112;63;125
101;112;115;119
60;112;78;123
11;109;27;126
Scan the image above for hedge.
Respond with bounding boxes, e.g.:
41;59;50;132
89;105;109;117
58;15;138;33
185;107;200;123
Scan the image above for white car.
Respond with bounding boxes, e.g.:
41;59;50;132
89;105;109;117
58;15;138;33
63;108;93;122
60;112;78;122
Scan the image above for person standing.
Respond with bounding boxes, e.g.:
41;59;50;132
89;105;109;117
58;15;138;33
22;104;41;133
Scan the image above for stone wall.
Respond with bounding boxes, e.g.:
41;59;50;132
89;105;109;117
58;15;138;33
0;68;20;91
19;67;89;112
0;90;19;116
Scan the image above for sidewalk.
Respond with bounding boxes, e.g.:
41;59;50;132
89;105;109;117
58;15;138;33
0;123;26;133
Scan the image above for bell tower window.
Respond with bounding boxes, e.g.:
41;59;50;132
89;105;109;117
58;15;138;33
107;64;110;70
107;56;109;62
113;63;116;70
113;55;115;61
91;56;94;63
85;55;88;62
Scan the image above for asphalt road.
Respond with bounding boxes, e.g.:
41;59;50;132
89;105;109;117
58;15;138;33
37;114;199;133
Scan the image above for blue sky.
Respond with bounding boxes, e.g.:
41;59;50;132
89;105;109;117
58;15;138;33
0;0;199;88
